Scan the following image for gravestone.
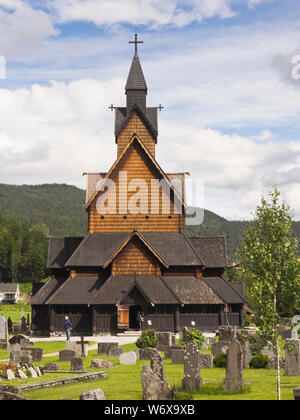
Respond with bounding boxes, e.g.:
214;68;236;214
0;315;8;350
156;332;172;351
139;347;153;360
150;348;165;381
223;339;244;393
44;362;60;372
293;386;300;401
141;364;172;400
109;347;124;358
6;370;15;380
91;359;116;369
182;342;203;392
16;369;27;379
66;341;88;357
291;316;300;339
9;334;28;346
28;367;38;378
211;341;231;357
71;357;84;372
7;317;13;333
199;353;213;369
120;352;137;365
284;339;300;376
171;348;184;365
76;336;89;357
97;342;118;357
80;389;106;401
21;316;27;333
59;350;76;362
29;348;43;363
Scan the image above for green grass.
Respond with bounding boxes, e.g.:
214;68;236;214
0;341;295;401
0;302;31;323
0;339;297;400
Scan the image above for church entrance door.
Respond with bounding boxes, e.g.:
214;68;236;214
129;305;142;330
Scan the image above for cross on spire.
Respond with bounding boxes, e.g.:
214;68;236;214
129;33;143;55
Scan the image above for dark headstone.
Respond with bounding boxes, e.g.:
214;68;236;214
59;350;76;362
97;342;118;357
171;348;184;365
44;362;60;371
294;386;300;401
71;357;84;372
223;339;244;392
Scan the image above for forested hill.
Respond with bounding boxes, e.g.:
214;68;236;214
1;183;300;261
0;184;87;237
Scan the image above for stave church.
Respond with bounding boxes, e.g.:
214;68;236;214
30;35;245;336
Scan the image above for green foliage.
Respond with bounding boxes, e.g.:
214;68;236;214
135;330;158;349
0;183;87;237
240;188;300;342
0;214;48;284
249;355;269;369
182;328;205;350
213;354;227;368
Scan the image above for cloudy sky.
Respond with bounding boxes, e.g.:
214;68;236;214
0;0;300;221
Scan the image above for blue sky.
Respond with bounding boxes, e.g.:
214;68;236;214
0;0;300;220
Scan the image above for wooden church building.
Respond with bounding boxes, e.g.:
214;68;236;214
30;36;245;335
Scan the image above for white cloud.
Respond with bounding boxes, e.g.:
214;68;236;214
48;0;236;28
0;0;58;61
0;76;299;221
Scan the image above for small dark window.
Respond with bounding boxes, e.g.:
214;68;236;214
145;215;149;219
101;216;105;220
168;215;172;219
123;215;127;219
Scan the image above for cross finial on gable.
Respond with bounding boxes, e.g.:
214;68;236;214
129;33;143;55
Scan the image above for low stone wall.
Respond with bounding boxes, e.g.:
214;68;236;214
18;371;107;392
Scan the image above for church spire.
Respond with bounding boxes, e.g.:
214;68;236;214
126;34;147;112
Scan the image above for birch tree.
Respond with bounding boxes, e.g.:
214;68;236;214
240;188;300;400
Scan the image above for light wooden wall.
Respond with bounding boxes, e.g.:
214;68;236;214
111;236;161;275
117;112;156;158
88;141;184;233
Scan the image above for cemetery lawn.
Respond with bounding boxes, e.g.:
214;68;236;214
2;342;296;401
0;303;31;322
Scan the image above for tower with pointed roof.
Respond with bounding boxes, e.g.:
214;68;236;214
30;36;245;336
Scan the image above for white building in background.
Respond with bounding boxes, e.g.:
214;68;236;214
0;284;20;304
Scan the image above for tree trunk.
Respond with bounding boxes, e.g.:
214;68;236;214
276;335;281;401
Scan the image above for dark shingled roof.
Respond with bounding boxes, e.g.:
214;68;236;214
142;232;203;266
125;54;147;92
48;237;84;269
115;104;158;141
189;236;227;268
65;233;129;267
0;283;18;293
30;276;66;305
64;231;203;269
46;276;104;305
202;277;245;304
163;277;224;305
91;275;179;305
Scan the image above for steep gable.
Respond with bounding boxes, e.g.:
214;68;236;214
86;135;185;233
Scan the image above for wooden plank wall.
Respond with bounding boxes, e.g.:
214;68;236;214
89;141;184;233
117;112;156;158
111;236;161;275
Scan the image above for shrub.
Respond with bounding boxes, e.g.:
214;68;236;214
213;354;227;368
182;328;205;350
136;330;158;348
249;355;269;369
